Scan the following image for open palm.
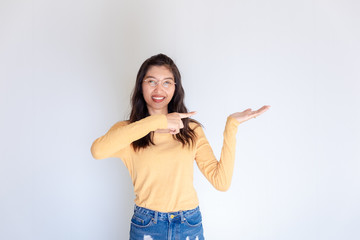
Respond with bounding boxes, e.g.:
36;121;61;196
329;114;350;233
230;105;271;124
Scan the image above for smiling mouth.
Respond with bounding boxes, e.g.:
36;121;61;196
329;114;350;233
152;96;165;103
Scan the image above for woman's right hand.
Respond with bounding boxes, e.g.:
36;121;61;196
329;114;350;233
166;111;197;134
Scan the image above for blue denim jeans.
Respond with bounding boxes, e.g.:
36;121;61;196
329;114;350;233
129;205;205;240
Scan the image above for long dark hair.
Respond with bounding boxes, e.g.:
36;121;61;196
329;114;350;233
129;53;201;151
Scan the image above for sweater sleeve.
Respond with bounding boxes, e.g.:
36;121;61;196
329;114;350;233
91;114;168;160
194;116;240;191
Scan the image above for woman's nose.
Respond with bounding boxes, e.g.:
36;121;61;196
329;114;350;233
154;83;165;91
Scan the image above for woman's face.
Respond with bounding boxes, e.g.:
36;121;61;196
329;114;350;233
142;65;175;115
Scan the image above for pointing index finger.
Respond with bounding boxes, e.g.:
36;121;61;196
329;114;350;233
179;111;197;119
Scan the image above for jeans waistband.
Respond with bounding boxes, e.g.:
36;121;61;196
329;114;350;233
134;205;200;222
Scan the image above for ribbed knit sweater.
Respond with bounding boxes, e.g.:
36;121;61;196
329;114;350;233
91;114;240;212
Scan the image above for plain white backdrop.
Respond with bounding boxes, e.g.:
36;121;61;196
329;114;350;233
1;0;359;239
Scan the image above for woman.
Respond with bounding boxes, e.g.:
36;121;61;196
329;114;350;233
91;53;270;240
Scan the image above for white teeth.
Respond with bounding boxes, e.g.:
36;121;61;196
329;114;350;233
152;97;165;100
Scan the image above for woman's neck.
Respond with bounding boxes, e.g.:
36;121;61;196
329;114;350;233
148;107;168;116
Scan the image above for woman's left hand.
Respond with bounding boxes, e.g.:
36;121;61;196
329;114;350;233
230;105;271;124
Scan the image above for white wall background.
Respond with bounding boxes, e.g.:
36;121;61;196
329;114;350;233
1;0;359;239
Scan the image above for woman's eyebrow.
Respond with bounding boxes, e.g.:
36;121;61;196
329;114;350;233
144;75;174;80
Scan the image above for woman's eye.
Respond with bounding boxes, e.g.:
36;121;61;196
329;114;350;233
164;81;173;86
149;80;156;85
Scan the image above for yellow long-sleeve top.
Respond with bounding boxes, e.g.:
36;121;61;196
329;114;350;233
91;114;240;212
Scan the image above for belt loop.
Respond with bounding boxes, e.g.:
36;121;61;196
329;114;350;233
180;211;184;223
153;211;158;224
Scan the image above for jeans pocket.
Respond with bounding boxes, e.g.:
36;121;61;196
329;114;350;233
184;210;202;227
131;212;155;228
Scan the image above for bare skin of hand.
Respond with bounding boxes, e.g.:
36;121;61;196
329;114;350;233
155;111;197;134
230;105;271;124
167;111;197;134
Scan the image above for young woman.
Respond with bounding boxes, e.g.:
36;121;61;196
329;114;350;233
91;53;270;240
